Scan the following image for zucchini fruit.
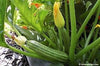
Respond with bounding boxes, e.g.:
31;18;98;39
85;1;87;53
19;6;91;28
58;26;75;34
26;40;68;62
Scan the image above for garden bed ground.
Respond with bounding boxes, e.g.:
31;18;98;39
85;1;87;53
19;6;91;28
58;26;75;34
0;35;29;66
0;47;29;66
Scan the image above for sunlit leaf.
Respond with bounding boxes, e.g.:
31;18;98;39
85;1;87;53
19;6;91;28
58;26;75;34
86;1;92;11
0;0;8;47
11;0;42;32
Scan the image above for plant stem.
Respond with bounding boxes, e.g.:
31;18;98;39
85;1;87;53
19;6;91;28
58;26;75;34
65;0;70;45
84;5;100;48
56;0;61;2
65;0;69;30
22;45;36;54
69;0;77;62
88;21;100;62
77;0;100;40
83;4;100;62
4;31;12;39
58;28;63;51
65;0;69;31
84;31;87;41
5;18;21;36
88;45;100;62
93;28;99;41
41;33;56;48
76;38;100;59
0;0;7;47
62;28;70;53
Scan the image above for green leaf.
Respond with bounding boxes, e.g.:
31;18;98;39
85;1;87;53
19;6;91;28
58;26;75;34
0;0;8;47
15;25;38;40
48;27;58;45
11;0;42;32
86;1;92;11
38;9;48;27
11;2;15;21
6;1;15;24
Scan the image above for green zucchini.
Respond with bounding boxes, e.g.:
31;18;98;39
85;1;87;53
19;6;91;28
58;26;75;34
26;40;68;62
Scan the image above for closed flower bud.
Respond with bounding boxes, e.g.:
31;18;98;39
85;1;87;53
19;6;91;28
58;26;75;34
14;36;27;46
53;2;65;28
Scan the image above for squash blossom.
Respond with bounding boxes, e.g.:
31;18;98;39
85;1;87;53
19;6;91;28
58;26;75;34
95;24;100;28
31;3;42;8
14;36;27;46
22;26;28;30
53;2;65;28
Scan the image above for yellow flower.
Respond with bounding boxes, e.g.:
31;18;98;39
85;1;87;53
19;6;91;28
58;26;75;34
95;24;100;28
53;2;65;28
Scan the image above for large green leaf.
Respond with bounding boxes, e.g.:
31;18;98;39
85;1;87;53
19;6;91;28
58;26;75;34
11;0;42;32
37;9;49;27
6;1;15;24
0;0;8;47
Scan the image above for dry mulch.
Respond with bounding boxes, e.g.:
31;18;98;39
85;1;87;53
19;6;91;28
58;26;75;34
0;35;29;66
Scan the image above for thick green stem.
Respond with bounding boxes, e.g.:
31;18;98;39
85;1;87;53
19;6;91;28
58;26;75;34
65;0;69;31
84;5;100;48
83;4;100;62
93;28;99;41
88;22;100;62
84;31;87;41
65;0;69;30
56;0;61;2
77;0;100;40
0;0;8;47
88;45;100;62
69;0;77;62
22;45;36;54
5;18;21;36
76;38;100;59
65;0;70;46
4;31;12;39
41;33;56;48
58;28;63;51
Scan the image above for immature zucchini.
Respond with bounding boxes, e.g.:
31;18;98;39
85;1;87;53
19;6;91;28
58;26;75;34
26;40;68;62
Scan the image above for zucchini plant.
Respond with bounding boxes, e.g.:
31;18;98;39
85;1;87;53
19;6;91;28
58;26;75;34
0;0;100;66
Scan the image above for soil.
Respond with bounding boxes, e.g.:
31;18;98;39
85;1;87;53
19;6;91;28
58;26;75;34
0;35;29;66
